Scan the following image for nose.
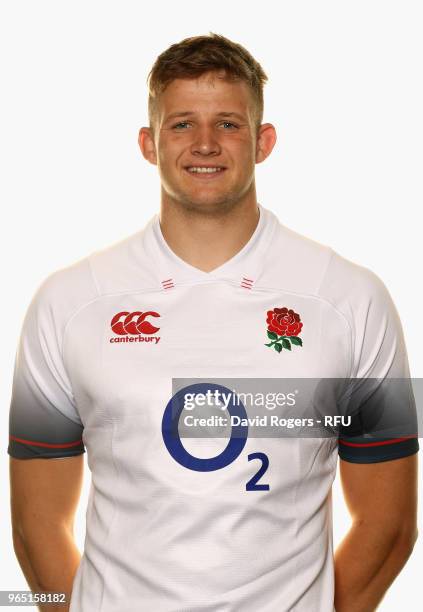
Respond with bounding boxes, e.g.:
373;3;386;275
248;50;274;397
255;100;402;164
190;125;221;156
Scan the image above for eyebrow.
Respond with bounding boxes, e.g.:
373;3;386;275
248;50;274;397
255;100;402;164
164;111;247;122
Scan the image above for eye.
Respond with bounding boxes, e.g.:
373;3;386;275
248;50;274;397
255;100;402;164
220;121;238;129
173;121;191;129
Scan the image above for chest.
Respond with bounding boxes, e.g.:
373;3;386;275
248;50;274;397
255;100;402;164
64;283;350;426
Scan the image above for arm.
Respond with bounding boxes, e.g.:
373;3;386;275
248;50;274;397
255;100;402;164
10;454;84;612
334;454;418;612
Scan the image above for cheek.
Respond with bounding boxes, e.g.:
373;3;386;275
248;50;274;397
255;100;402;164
157;149;175;174
230;140;256;170
230;133;255;152
157;138;187;169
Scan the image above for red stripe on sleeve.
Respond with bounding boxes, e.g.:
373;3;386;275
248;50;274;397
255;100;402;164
9;435;83;449
339;435;416;448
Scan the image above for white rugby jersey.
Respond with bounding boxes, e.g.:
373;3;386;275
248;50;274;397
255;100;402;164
9;204;418;612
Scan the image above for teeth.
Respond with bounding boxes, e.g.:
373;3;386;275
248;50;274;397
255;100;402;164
188;167;223;173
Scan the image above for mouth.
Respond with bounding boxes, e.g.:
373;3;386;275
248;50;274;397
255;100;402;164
184;165;226;179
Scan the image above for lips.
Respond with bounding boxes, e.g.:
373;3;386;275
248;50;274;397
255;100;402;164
184;165;227;178
186;165;225;171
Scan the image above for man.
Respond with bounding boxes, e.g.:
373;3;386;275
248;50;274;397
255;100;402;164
9;33;418;612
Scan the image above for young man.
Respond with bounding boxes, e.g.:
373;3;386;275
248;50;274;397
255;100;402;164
9;34;418;612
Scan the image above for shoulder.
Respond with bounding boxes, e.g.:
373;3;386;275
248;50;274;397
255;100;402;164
319;249;398;327
87;220;158;294
23;256;98;342
262;216;393;313
29;220;158;324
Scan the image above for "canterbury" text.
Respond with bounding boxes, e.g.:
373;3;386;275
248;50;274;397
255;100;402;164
110;336;161;344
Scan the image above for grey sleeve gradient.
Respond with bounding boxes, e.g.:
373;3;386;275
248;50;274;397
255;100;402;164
8;281;85;459
8;375;85;458
338;379;419;462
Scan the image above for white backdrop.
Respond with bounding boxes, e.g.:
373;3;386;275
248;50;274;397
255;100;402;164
1;1;421;610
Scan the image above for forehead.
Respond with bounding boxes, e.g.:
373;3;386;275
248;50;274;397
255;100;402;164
157;72;255;120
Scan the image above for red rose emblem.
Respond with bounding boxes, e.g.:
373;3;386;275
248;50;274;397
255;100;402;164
265;307;303;353
267;307;303;336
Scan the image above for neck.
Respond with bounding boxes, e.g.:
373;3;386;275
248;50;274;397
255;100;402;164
159;188;260;273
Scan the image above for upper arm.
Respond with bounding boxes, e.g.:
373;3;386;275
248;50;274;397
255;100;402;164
336;266;419;539
8;274;87;535
10;455;84;534
339;454;418;539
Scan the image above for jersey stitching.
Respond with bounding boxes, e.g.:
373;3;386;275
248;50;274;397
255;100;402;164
88;255;101;298
316;248;354;380
290;440;301;608
64;277;357;317
58;259;103;421
98;422;119;612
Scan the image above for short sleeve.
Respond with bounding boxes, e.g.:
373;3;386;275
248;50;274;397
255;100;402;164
8;275;86;459
337;269;419;463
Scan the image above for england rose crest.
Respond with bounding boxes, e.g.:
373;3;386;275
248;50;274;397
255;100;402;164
265;307;303;353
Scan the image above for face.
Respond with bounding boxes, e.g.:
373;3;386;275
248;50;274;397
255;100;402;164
139;71;276;214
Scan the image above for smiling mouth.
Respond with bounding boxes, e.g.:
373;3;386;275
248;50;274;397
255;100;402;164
185;166;226;174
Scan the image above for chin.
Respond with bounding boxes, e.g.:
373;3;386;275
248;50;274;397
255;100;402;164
176;194;242;215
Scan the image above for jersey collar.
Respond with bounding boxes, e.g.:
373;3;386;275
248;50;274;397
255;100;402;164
143;203;279;291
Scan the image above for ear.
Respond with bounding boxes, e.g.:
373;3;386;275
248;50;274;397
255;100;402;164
255;123;277;164
138;127;157;165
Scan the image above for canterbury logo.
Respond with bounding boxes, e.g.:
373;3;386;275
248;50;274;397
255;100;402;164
111;311;160;336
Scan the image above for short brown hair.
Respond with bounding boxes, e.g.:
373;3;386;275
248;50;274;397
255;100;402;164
147;33;268;129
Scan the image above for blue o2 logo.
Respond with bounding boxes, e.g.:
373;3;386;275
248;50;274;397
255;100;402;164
162;382;271;490
162;383;248;472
